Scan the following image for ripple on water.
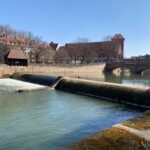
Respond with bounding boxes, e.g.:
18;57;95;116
0;82;142;150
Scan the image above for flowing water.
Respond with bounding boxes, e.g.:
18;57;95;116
0;80;142;150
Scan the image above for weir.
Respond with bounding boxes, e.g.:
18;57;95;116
12;74;62;87
0;74;61;92
11;74;150;109
55;77;150;109
0;78;48;92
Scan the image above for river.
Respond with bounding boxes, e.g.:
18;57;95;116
0;82;142;150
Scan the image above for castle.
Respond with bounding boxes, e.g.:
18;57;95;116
59;34;125;62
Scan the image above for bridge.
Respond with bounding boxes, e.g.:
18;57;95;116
104;59;150;74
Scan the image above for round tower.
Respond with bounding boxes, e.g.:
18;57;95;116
111;34;125;60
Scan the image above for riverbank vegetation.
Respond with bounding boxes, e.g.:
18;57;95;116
62;127;150;150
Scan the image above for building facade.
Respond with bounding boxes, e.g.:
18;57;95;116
59;34;125;63
5;49;28;66
0;34;58;64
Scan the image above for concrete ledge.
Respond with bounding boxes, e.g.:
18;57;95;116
55;77;150;109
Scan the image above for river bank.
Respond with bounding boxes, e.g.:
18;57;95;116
10;74;149;149
62;111;150;150
0;65;150;150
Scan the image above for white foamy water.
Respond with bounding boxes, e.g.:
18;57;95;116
0;78;47;92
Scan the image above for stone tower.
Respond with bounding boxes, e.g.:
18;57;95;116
111;34;125;60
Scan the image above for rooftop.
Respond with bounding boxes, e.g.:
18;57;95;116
7;49;28;60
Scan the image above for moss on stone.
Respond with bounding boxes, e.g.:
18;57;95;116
123;111;150;130
62;127;149;150
61;111;150;150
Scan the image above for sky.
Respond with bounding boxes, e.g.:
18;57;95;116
0;0;150;57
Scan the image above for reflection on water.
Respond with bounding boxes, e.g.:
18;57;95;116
77;72;150;88
104;73;150;87
0;89;141;150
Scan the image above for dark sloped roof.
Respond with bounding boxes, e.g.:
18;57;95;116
7;49;28;60
64;41;115;52
49;42;58;50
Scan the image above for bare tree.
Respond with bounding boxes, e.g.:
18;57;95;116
72;37;90;43
102;35;112;41
54;50;69;64
0;44;9;63
80;48;97;64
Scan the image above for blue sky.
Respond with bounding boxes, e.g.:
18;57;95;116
0;0;150;57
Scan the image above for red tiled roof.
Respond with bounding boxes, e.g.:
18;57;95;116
38;44;49;49
7;49;28;60
0;35;28;45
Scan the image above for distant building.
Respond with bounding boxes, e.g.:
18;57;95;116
5;49;28;66
0;34;30;49
0;34;31;63
25;42;57;64
0;34;58;64
49;42;58;50
59;34;125;62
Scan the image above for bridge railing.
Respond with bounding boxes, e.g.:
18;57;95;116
106;59;150;65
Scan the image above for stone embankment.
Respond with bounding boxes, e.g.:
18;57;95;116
0;64;105;80
61;111;150;150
